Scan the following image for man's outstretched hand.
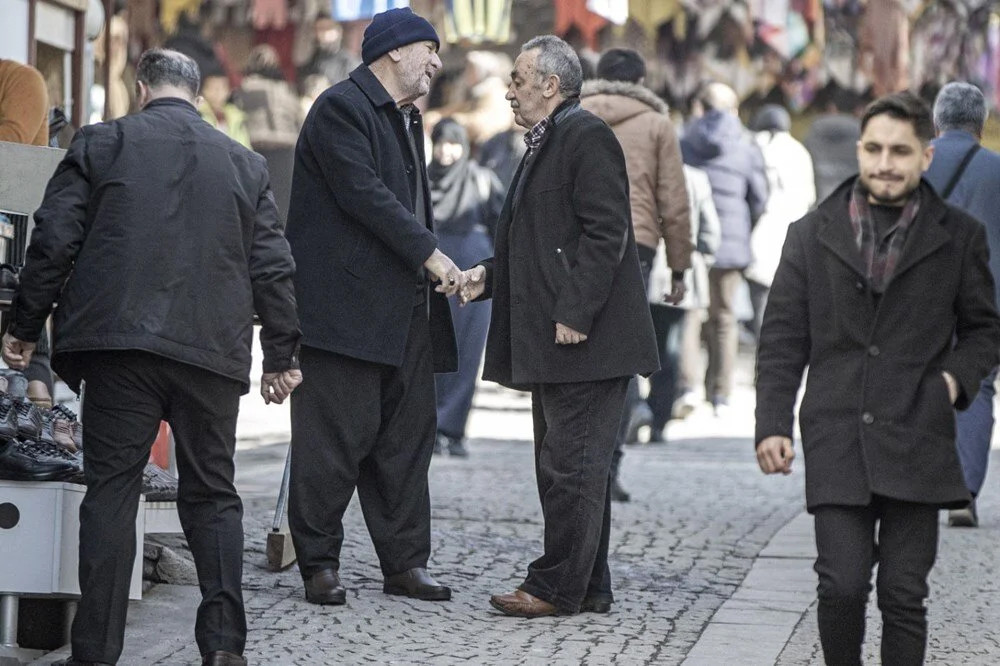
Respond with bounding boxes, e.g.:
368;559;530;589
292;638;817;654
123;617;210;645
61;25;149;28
425;249;465;297
459;265;487;305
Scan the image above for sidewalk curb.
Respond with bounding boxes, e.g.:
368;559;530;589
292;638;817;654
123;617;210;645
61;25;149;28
682;511;816;665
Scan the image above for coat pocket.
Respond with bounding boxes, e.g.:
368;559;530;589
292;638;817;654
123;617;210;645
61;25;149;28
345;233;373;278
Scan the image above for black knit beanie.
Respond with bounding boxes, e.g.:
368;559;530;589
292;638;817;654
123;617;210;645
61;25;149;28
361;8;439;66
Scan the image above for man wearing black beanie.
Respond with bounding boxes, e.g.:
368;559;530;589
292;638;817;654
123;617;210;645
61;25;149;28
285;8;463;605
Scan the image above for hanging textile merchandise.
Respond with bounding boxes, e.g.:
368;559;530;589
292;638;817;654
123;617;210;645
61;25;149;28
443;0;513;44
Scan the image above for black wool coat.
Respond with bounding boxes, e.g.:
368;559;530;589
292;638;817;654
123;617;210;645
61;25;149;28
12;98;300;392
285;65;456;371
478;100;659;388
756;178;1000;510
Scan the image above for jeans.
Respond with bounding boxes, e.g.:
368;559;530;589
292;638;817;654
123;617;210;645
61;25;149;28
954;367;996;496
647;305;686;432
613;244;655;470
71;351;246;663
813;497;938;666
521;377;629;612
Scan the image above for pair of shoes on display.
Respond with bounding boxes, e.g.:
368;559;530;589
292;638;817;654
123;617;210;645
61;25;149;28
0;437;80;481
142;462;179;502
948;498;979;527
625;402;653;444
609;476;631;503
202;651;247;665
0;264;18;305
0;378;86;483
435;432;469;458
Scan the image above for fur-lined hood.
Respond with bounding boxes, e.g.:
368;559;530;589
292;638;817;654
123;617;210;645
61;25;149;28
580;79;669;126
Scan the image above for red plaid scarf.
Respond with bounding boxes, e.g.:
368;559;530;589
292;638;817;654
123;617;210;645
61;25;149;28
523;116;551;155
849;180;920;293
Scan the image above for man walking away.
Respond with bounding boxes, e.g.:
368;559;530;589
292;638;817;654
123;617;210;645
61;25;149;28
924;81;1000;528
3;49;302;666
681;82;768;415
580;47;691;500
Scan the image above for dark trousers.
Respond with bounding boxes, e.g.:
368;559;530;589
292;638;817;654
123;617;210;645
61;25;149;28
71;351;246;663
521;377;629;612
288;305;436;578
613;244;655;470
813;497;939;666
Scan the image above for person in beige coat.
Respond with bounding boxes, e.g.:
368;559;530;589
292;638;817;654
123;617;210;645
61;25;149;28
581;48;691;501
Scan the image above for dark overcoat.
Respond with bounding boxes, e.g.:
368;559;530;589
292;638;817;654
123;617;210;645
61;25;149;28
285;65;457;371
479;100;659;388
755;178;1000;510
11;98;300;392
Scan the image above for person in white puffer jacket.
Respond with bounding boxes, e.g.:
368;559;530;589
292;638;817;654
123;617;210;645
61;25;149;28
746;104;816;340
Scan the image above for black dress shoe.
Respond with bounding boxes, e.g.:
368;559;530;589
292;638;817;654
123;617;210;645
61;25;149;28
580;594;613;613
383;567;451;601
202;651;247;665
0;439;78;481
304;568;346;605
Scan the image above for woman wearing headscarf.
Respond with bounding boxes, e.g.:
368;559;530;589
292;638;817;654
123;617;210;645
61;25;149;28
430;118;505;457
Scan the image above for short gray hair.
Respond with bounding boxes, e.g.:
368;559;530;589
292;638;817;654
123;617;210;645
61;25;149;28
136;48;200;97
521;35;582;99
933;82;987;135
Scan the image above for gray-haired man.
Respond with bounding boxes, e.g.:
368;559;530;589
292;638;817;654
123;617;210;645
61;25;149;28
925;81;1000;527
461;35;659;617
3;49;301;666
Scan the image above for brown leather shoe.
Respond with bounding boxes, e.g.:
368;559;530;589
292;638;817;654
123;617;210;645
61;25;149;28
383;567;451;601
489;589;559;618
202;652;247;666
304;568;346;605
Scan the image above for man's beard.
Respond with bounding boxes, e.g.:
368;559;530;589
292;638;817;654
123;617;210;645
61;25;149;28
862;175;917;206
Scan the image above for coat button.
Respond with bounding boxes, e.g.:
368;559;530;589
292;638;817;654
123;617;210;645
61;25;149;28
862;412;874;425
868;345;880;357
855;281;864;292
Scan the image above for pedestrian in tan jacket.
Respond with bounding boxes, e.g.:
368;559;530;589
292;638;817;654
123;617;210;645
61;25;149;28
0;59;49;145
580;48;691;501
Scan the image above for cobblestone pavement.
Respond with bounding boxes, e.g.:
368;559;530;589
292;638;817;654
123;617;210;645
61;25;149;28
35;348;1000;665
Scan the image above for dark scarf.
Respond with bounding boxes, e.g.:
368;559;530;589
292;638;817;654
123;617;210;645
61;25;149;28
849;179;920;293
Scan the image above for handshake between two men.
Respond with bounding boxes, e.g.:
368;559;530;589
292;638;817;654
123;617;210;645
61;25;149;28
422;249;588;346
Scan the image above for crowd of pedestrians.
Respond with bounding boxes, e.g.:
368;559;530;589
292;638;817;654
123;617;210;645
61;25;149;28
6;4;1000;664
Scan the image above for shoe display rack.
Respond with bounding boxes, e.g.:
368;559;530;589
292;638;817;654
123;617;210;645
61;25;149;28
0;481;144;660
